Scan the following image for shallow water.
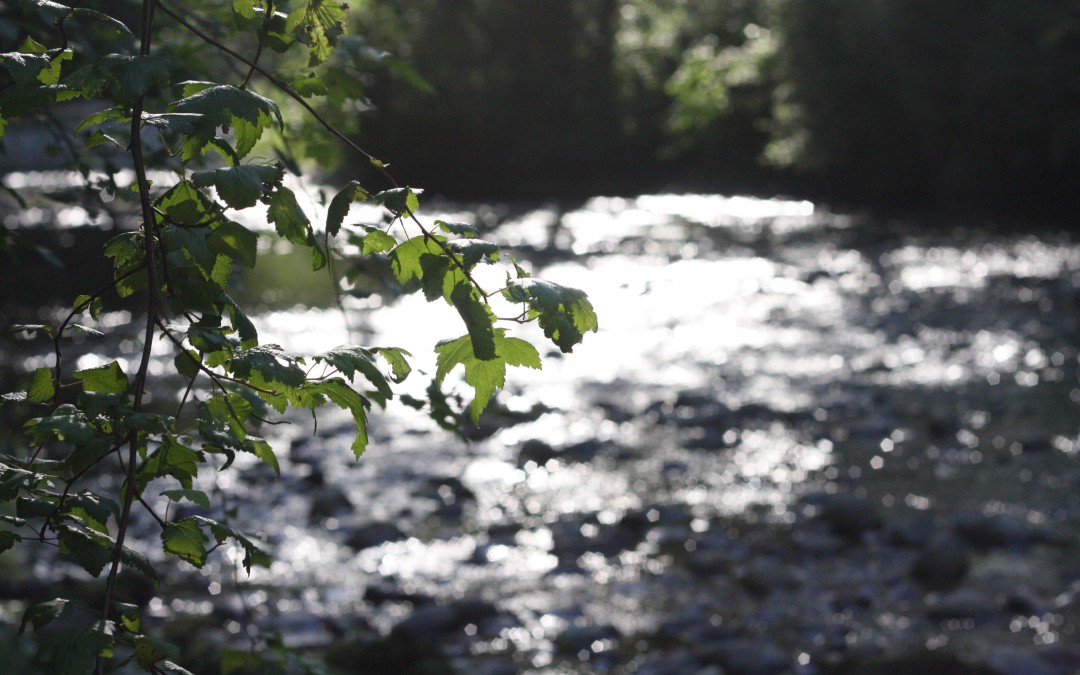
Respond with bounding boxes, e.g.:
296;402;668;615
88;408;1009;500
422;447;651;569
4;180;1080;672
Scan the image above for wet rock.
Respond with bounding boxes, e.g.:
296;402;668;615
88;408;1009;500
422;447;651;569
390;599;500;640
422;476;476;503
924;589;1001;622
806;492;884;540
952;512;1042;550
363;580;434;606
983;647;1055;675
739;557;801;596
911;532;969;590
517;438;558;466
563;439;607;462
1002;587;1046;616
554;623;621;655
308;485;353;520
1017;433;1054;454
344;521;406;551
885;513;937;548
697;639;791;675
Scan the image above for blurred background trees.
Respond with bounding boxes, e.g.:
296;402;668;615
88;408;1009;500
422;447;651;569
322;0;1080;215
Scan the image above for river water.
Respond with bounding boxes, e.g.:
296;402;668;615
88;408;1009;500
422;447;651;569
3;183;1080;674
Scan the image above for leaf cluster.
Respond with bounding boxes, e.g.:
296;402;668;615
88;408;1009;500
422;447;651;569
0;0;596;672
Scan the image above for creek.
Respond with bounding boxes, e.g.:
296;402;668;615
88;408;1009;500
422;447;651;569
3;182;1080;674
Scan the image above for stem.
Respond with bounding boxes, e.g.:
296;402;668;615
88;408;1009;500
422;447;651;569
156;0;394;181
96;2;159;670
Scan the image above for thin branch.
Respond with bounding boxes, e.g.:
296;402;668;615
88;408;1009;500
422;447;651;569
155;0;395;184
98;2;160;668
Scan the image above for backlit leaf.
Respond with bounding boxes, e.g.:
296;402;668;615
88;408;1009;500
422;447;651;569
286;0;347;66
161;518;209;567
504;278;598;353
326;180;368;236
207;221;258;268
161;489;211;509
193;164;281;210
435;329;541;422
27;367;55;404
73;361;128;394
172;84;283;160
301;379;369;456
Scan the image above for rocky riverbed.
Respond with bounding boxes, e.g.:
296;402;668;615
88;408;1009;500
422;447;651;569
4;192;1080;674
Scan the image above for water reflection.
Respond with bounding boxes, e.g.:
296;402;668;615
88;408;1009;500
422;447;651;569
5;179;1080;670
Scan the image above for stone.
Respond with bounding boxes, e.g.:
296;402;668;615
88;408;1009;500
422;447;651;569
344;521;406;551
910;532;969;590
554;623;621;655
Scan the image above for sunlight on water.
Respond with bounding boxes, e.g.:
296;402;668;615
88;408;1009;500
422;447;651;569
11;177;1080;667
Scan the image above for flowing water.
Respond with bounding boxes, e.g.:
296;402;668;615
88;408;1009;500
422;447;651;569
3;179;1080;673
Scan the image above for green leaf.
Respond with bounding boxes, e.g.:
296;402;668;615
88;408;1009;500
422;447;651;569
435;329;542;422
36;622;115;674
74;361;128;394
451;284;497;360
69;324;104;338
436;220;481;237
25;404;105;450
162;518;209;567
10;323;52;338
174;350;201;380
64;53;170;103
172;84;283;160
68;491;119;533
301;379;369;457
27;367;55;404
267;186;312;245
233;0;260;20
73;294;104;320
120;544;159;583
359;227;397;255
200;517;271;573
161;489;211;509
326;180;368;236
229;345;307;389
313;345;392;399
157;180;216;227
75;106;129;135
390;234;445;287
19;598;70;634
286;0;348;66
375;347;412;382
57;525;113;577
139;436;201;490
193;164;282;210
375;187;421;216
0;530;20;553
207;221;259;268
504;279;599;353
291;72;328;97
221;650;263;675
